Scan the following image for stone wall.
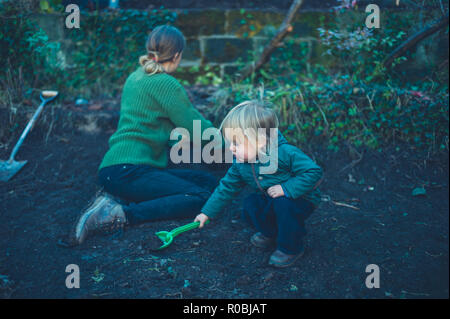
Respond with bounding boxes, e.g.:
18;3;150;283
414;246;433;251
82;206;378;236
171;9;331;78
31;7;448;81
31;9;332;79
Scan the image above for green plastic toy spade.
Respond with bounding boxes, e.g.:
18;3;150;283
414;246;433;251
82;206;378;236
155;220;210;250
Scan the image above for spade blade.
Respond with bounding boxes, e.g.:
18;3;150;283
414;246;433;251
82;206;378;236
0;160;28;182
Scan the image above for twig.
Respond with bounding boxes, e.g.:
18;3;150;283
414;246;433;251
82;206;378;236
164;291;183;299
91;292;113;297
401;290;431;297
366;93;375;111
425;251;443;257
45;104;55;145
332;201;360;210
338;144;364;174
312;99;329;128
384;13;449;68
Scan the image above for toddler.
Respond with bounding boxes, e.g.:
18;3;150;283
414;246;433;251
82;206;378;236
194;100;323;268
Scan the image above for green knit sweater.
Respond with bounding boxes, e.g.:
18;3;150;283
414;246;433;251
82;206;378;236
99;68;214;171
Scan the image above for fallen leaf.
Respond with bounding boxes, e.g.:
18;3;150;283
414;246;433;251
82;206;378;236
88;104;103;111
289;284;298;292
57;137;70;143
412;187;426;197
385;291;394;298
348;174;356;183
92;272;105;283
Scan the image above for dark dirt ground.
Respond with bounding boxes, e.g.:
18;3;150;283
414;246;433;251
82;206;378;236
0;91;448;299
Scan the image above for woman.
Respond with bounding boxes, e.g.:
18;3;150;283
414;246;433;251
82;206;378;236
69;25;222;246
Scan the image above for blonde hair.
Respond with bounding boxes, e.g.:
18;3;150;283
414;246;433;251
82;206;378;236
139;25;186;75
220;100;279;153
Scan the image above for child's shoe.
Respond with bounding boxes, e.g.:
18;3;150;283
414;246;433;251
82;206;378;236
250;232;275;249
268;247;305;268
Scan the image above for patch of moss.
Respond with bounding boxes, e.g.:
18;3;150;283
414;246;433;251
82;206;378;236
226;10;284;38
292;11;334;38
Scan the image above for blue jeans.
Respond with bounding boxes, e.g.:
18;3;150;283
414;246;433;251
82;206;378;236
97;164;220;224
242;193;315;254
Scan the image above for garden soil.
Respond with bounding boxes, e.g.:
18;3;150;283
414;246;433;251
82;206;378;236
0;90;448;299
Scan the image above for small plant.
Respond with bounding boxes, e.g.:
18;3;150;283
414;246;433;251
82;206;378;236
195;66;223;86
91;267;105;283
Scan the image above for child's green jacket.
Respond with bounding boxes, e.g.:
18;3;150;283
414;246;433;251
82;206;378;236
201;132;323;219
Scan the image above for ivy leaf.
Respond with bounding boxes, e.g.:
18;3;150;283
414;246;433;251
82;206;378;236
91;268;105;283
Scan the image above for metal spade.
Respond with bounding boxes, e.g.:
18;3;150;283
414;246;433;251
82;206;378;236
0;90;59;182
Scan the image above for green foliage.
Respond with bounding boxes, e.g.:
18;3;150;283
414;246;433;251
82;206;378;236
0;2;448;154
185;65;223;86
211;70;448;153
317;24;408;82
65;8;177;98
0;2;177;102
208;9;449;153
0;1;61;103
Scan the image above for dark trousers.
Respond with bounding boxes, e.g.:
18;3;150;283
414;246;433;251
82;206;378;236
242;193;315;255
97;164;219;224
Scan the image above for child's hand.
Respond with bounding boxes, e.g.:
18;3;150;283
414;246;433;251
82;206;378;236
194;213;209;228
267;184;285;198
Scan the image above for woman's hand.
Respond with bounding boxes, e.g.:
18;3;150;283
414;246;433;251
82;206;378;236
194;213;209;228
267;184;285;198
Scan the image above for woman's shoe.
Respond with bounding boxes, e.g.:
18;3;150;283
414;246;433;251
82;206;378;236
268;248;305;268
71;193;127;245
250;232;275;249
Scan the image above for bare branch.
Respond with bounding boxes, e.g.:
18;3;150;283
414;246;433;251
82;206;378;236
236;0;305;82
384;12;449;68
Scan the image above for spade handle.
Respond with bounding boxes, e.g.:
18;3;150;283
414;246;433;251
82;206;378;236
171;220;210;238
8;100;46;162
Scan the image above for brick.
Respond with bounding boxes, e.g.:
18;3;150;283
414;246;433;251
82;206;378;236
174;10;226;37
203;37;253;63
226;10;284;38
183;39;201;61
